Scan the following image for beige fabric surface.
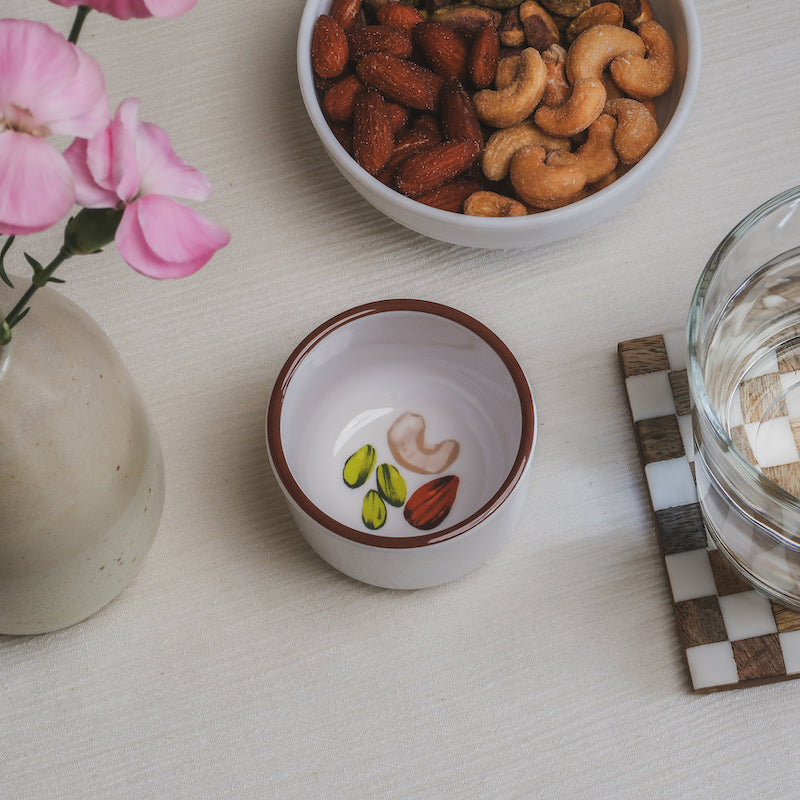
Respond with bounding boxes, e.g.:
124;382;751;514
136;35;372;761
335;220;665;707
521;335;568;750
3;1;800;797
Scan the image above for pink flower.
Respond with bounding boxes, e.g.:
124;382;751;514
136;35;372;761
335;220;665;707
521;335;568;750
64;98;230;278
0;19;109;235
48;0;197;20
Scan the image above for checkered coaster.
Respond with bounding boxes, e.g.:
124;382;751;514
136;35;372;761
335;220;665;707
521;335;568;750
619;332;800;692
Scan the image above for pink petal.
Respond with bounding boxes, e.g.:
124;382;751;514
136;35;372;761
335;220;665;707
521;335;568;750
109;98;141;202
115;195;229;279
136;120;211;201
0;20;108;139
142;0;198;17
0;131;75;235
63;136;119;208
49;0;196;18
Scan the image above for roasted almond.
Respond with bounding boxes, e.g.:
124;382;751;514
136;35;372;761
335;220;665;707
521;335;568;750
468;21;500;89
376;1;425;35
322;73;363;122
413;21;470;81
352;87;395;176
329;0;363;30
439;77;484;148
395;139;481;197
431;5;502;38
356;53;439;111
311;14;349;79
347;24;413;62
415;177;485;213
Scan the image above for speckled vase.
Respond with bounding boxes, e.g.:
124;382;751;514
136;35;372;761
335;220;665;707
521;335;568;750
0;279;165;634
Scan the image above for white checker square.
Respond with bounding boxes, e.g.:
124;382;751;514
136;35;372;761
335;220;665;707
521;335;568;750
685;641;739;691
645;457;697;511
780;372;800;417
625;371;676;421
665;549;716;602
677;414;695;462
779;631;800;674
663;329;687;371
749;352;779;378
718;591;778;641
744;418;800;468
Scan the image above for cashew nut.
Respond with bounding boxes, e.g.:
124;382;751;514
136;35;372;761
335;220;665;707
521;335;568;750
495;55;521;90
387;412;460;475
464;190;528;217
609;19;675;100
605;97;659;164
541;44;570;107
565;24;645;83
533;77;606;137
473;47;547;128
509;144;587;209
545;113;618;183
565;2;624;42
483;120;571;181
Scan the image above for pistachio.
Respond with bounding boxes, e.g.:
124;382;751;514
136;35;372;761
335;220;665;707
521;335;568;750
538;0;590;17
343;444;376;488
376;463;407;507
403;475;460;530
362;489;388;530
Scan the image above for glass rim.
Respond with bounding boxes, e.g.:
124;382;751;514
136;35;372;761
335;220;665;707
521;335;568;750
687;184;800;514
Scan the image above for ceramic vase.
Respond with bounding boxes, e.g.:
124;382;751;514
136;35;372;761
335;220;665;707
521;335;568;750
0;278;165;634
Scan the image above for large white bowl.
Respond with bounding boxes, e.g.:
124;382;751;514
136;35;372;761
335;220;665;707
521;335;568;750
297;0;701;249
266;300;536;589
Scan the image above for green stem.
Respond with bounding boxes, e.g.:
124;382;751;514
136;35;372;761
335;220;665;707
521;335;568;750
0;247;74;344
68;6;92;44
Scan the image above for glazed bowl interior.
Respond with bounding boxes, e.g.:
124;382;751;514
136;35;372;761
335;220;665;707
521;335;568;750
296;0;701;249
268;301;535;544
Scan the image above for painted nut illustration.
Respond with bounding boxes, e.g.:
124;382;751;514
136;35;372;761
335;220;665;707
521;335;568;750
362;489;387;530
387;411;460;475
343;443;376;488
376;463;407;507
404;476;460;530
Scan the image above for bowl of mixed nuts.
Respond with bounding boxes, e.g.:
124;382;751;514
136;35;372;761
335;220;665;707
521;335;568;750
266;299;536;588
297;0;700;248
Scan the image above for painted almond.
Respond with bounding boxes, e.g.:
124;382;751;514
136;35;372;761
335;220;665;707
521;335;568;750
468;21;500;89
394;139;480;198
403;476;460;530
376;1;425;35
439;77;484;148
413;21;469;81
362;489;388;530
347;25;413;61
343;443;376;488
329;0;363;30
352;88;394;176
415;177;484;213
322;73;363;123
356;53;439;111
311;15;349;80
376;463;407;507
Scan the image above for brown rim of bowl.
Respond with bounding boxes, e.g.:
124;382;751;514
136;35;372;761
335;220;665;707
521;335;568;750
266;299;536;549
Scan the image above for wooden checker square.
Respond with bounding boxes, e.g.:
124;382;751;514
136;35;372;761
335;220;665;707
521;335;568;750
731;634;786;682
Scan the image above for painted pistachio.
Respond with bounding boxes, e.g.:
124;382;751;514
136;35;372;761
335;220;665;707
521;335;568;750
343;444;376;488
403;475;460;530
362;489;388;530
376;463;407;507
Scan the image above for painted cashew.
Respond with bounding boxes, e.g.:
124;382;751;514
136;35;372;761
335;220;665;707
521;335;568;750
565;24;645;83
482;121;571;181
387;412;460;475
605;97;659;164
464;191;528;217
473;47;547;128
533;77;606;137
545;113;618;183
609;19;676;100
509;144;587;209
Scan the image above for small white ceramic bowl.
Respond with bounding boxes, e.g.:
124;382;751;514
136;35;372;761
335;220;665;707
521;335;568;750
266;300;536;589
297;0;701;249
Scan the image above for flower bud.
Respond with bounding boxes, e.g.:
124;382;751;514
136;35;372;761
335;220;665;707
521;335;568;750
64;208;123;255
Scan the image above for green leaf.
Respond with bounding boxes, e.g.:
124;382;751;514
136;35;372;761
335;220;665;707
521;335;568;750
0;235;15;288
24;253;44;274
47;276;66;284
